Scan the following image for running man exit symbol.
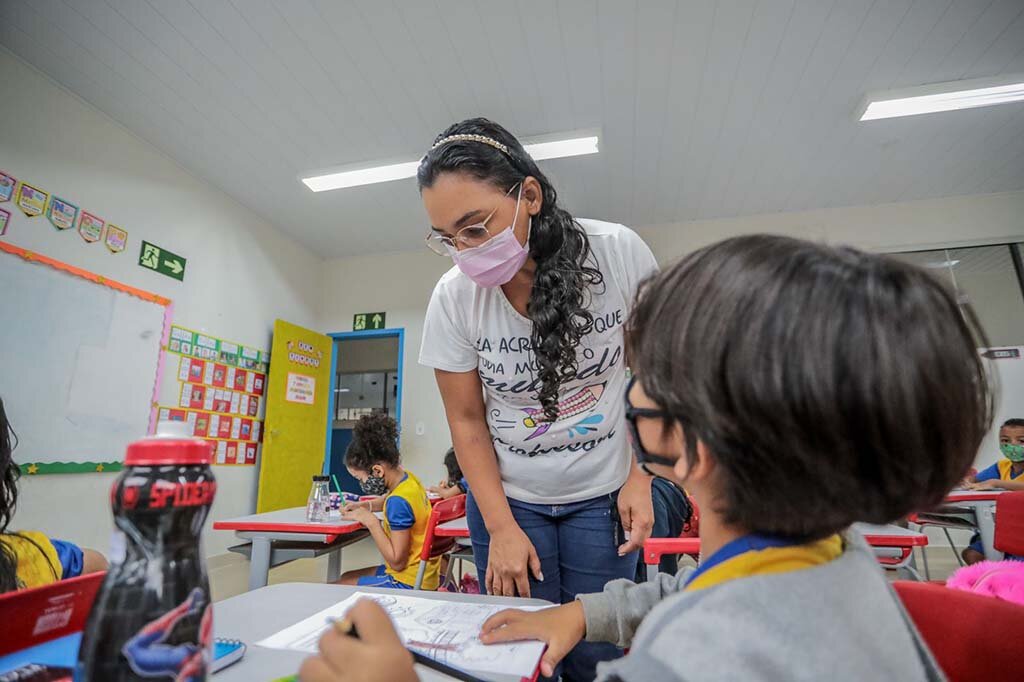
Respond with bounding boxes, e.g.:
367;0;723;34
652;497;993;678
353;312;386;331
138;240;187;281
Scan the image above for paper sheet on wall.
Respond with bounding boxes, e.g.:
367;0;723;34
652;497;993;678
256;592;547;679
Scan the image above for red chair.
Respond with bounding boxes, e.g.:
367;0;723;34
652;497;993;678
643;538;701;581
643;523;928;582
643;496;700;581
995;491;1024;556
893;580;1024;681
0;571;106;657
414;494;467;590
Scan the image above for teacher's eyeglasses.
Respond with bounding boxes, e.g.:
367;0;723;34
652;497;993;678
624;375;679;475
425;183;521;256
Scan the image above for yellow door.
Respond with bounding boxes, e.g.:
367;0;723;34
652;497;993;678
257;319;333;512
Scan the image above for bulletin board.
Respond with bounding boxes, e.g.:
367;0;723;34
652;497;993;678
0;242;170;474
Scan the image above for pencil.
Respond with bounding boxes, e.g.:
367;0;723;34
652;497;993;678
330;617;487;682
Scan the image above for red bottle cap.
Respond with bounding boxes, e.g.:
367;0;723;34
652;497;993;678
125;421;212;466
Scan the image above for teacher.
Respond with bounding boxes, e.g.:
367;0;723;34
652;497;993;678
418;118;657;679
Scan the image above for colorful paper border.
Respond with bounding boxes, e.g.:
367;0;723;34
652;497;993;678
167;324;269;371
20;461;123;475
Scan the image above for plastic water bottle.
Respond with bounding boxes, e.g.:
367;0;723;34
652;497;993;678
75;421;215;681
306;475;330;522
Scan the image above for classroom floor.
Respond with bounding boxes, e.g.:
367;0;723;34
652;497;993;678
207;539;965;602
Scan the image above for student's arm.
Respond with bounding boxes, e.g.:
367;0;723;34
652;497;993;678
435;369;541;597
972;478;1024;491
341;505;411;570
481;568;692;670
82;549;108;575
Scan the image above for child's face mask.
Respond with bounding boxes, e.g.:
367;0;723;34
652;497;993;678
1000;442;1024;462
359;468;389;495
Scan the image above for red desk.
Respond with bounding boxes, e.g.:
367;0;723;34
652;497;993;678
435;516;470;538
213;507;369;590
939;489;1005;561
643;523;928;581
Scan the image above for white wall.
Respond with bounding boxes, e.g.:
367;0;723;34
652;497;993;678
320;252;452;482
635;190;1024;263
1;50;321;556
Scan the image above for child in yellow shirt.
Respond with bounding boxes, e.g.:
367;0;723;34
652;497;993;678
336;414;440;590
1;398;107;593
962;418;1024;563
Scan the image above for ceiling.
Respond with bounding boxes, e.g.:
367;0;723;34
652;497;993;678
2;0;1023;258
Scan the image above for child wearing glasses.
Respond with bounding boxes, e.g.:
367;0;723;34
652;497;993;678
298;234;988;681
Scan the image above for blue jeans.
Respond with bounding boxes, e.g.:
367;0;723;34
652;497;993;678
635;478;691;581
356;564;414;589
466;490;637;682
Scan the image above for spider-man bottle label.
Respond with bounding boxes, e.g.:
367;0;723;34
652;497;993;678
75;430;215;682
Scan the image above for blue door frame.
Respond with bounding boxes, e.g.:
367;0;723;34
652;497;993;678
324;328;405;475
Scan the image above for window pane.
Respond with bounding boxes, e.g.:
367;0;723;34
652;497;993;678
890;245;1024;347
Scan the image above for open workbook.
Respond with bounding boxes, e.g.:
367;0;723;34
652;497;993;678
257;592;547;681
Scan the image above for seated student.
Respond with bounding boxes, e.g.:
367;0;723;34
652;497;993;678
635;476;692;582
336;413;441;590
961;418;1024;564
300;235;988;682
0;398;107;593
427;447;468;500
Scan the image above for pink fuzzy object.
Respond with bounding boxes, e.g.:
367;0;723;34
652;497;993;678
946;560;1024;605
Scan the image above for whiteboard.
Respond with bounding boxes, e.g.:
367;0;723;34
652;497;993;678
0;247;167;469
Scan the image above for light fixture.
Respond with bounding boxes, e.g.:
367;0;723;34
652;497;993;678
301;130;600;192
924;259;960;269
858;74;1024;121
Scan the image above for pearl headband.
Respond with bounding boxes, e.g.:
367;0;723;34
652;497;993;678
430;133;512;157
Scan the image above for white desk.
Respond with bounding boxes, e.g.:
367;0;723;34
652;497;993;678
213;582;549;681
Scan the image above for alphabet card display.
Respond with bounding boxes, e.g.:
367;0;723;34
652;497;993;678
159;325;268;466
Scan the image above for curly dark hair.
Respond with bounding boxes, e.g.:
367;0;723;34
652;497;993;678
628;235;992;540
345;412;401;473
1;398;19;592
1;398;57;593
418;118;604;421
443;447;462;487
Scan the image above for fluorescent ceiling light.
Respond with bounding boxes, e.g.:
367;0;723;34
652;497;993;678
924;259;960;269
302;161;420;193
523;135;599;161
301;131;600;192
859;74;1024;121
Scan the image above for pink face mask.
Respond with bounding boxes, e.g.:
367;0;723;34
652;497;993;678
448;185;531;288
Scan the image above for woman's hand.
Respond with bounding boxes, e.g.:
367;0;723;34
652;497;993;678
299;600;415;682
480;602;586;678
486;524;543;598
616;467;654;555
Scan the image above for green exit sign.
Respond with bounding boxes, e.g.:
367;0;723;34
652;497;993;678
138;240;186;281
353;312;386;331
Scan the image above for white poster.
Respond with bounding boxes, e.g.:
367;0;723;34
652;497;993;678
286;372;315;405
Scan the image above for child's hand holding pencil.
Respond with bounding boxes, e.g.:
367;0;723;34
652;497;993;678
297;600;417;682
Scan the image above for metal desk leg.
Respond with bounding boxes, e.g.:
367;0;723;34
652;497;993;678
326;547;342;583
249;537;272;591
974;503;1002;562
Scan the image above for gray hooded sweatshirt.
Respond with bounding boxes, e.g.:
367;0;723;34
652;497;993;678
578;532;944;681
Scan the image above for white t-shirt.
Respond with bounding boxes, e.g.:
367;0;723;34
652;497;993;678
419;219;659;504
